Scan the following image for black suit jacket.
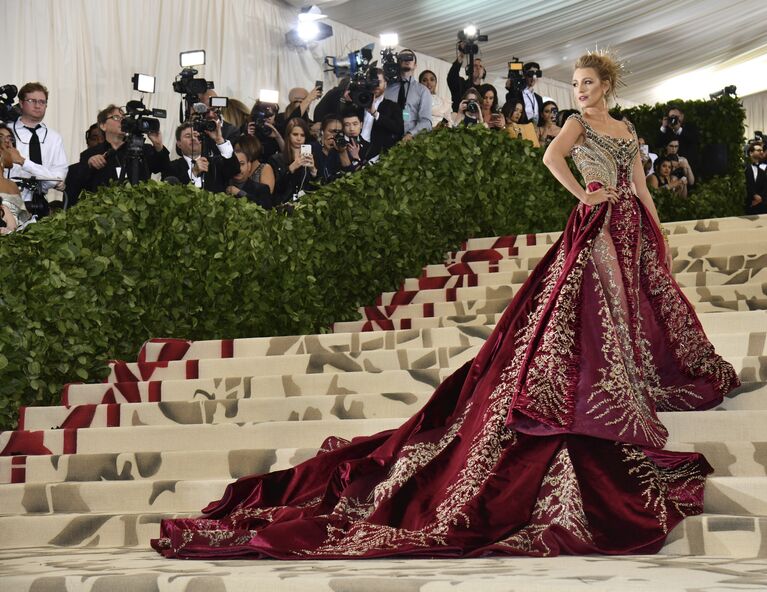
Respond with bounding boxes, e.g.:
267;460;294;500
447;61;485;112
745;163;767;215
657;123;700;170
162;151;240;195
363;99;404;160
76;141;170;194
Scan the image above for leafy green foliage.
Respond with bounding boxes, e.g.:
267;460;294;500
0;126;745;430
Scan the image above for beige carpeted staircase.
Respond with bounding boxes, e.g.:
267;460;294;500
1;214;766;591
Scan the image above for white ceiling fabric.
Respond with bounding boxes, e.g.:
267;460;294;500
321;0;767;104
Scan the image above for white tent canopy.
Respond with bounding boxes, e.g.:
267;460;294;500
320;0;767;105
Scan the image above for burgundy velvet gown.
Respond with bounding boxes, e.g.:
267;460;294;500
152;114;739;559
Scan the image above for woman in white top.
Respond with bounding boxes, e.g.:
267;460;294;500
419;70;453;129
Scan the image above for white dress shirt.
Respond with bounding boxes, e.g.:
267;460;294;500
361;96;384;143
182;140;234;187
8;120;69;203
522;87;539;124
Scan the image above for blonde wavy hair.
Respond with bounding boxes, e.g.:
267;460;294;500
574;50;625;98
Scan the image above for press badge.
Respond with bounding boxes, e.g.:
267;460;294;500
402;110;411;122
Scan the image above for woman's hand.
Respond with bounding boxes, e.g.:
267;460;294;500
583;185;619;206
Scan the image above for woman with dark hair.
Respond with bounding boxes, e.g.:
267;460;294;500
662;138;695;186
419;70;453;128
502;99;539;146
270;118;316;204
478;84;504;130
648;156;687;197
537;100;561;147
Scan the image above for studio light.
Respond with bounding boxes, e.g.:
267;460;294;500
286;5;333;47
379;33;399;48
179;50;206;68
463;25;478;39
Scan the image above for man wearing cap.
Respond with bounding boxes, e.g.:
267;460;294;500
506;62;544;126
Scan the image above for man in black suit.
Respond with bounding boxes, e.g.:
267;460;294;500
745;143;767;215
75;104;170;194
505;62;544;125
162;120;240;194
447;52;486;112
359;69;404;161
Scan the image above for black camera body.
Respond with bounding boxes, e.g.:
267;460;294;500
668;115;680;127
0;84;19;123
172;68;214;97
466;100;480;115
121;99;164;135
250;102;277;141
347;46;377;109
381;48;400;83
333;131;348;149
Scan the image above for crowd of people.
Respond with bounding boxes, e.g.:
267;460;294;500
2;51;765;235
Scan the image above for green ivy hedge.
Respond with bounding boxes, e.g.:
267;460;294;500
0;126;745;430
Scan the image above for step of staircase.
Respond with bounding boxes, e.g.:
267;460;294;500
4;438;765;486
0;475;763;517
106;330;761;385
1;549;765;591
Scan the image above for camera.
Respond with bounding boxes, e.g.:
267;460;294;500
249;101;277;141
381;47;401;83
668;115;680;127
172;67;214;97
466;100;480;115
507;58;526;94
0;84;19;123
121;99;164;135
333;131;348;149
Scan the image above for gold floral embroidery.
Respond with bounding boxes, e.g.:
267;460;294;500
496;446;593;555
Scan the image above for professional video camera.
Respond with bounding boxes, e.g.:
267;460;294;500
325;43;380;109
172;51;216;123
457;26;488;78
380;47;401;83
0;84;19;123
507;58;526;94
122;99;165;136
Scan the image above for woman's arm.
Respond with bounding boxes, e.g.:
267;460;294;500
543;118;617;206
679;156;695;185
260;163;275;193
647;173;659;189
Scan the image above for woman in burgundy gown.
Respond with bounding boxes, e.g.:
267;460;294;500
152;52;738;559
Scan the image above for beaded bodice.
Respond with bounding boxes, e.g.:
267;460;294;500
569;113;638;189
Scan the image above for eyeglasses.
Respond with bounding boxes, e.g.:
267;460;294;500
23;98;48;106
107;115;124;121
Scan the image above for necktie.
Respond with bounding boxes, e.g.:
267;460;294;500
25;125;42;164
397;80;409;109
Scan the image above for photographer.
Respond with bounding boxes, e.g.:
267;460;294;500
311;115;354;185
225;138;272;209
745;143;767;215
270;118;316;204
447;47;486;112
244;101;284;161
163;120;239;193
383;49;432;141
340;110;369;169
505;62;544;125
6;82;68;215
662;138;695;186
199;90;240;143
75;104;169;194
360;69;404;160
455;88;485;127
657;106;700;170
